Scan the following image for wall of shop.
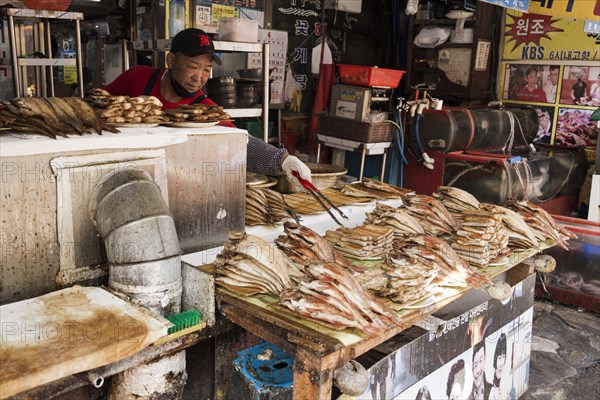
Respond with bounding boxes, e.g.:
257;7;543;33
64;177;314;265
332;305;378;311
497;10;599;161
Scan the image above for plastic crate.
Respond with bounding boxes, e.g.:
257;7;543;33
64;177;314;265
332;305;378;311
338;64;405;88
317;114;393;143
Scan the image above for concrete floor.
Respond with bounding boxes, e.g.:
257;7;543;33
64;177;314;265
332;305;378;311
522;301;600;400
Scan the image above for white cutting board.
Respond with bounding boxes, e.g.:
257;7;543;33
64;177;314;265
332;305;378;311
0;286;169;399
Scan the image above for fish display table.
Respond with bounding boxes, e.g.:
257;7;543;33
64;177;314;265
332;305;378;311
216;243;551;399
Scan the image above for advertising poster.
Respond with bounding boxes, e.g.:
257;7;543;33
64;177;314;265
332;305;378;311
560;65;600;107
502;63;560;104
352;275;535;400
502;11;599;62
500;11;598;160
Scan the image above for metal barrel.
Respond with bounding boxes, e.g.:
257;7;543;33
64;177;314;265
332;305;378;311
90;170;182;316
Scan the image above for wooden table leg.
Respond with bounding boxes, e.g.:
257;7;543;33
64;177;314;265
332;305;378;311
293;348;336;400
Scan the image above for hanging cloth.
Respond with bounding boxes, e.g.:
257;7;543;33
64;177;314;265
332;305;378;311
307;25;336;155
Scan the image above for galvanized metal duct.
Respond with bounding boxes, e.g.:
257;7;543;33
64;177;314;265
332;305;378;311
89;169;187;399
89;169;182;315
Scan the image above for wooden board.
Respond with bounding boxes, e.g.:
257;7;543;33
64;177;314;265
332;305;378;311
0;286;169;399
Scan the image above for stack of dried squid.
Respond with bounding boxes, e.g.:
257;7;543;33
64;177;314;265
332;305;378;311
479;203;539;250
380;249;439;308
323;225;394;260
432;186;480;219
164;103;231;122
395;236;491;289
280;262;405;336
88;89;168;125
0;97;117;138
402;194;460;236
245;187;299;226
451;210;510;268
275;222;360;273
365;203;425;238
507;199;577;250
214;232;304;296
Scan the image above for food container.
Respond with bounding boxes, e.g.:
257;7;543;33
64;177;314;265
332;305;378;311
275;163;348;194
338;64;405;88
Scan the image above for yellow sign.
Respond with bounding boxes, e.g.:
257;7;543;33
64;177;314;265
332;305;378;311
63;66;77;85
211;5;239;25
528;0;600;22
503;10;600;61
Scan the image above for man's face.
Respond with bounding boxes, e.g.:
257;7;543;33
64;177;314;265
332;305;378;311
168;53;213;93
550;68;559;85
473;347;485;388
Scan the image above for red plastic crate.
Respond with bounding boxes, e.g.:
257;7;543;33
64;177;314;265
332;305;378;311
338;64;405;88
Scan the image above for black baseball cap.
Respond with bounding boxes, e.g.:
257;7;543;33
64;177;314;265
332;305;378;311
170;28;222;65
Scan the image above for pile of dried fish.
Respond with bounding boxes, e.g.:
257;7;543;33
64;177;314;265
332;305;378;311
280;263;405;335
246;187;299;226
480;203;539;250
395;236;491;288
275;222;361;273
338;184;383;199
451;210;509;268
403;195;460;236
215;231;304;296
0;97;118;138
365;203;425;238
163;103;231;122
380;249;439;308
506;199;576;250
324;225;394;260
361;178;415;196
88;88;168;124
433;186;480;218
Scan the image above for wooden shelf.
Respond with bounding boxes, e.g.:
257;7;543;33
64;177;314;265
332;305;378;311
414;18;473;26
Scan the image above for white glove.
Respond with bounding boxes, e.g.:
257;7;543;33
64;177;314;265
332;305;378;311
281;155;312;190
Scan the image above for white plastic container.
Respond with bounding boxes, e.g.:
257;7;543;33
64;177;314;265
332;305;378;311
218;18;259;43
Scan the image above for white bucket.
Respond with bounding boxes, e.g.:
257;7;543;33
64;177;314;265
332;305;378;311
218;18;259;43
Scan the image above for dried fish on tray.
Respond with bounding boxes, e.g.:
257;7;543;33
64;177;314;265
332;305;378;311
379;248;439;309
506;199;577;250
0;97;118;138
366;203;425;238
215;231;304;296
361;178;416;197
450;210;509;268
402;195;460;236
275;222;362;273
394;236;492;289
280;263;406;336
163;103;231;122
480;203;539;250
324;224;394;260
433;186;480;219
88;88;169;125
246;187;299;226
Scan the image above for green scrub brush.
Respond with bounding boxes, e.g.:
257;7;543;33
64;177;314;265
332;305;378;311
153;309;205;345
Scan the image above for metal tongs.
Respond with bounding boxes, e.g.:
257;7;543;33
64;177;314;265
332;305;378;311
292;170;348;227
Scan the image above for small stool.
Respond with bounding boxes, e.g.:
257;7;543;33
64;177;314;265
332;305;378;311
317;134;392;181
230;341;294;400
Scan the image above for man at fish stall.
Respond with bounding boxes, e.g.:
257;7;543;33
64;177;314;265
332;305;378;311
103;28;311;187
